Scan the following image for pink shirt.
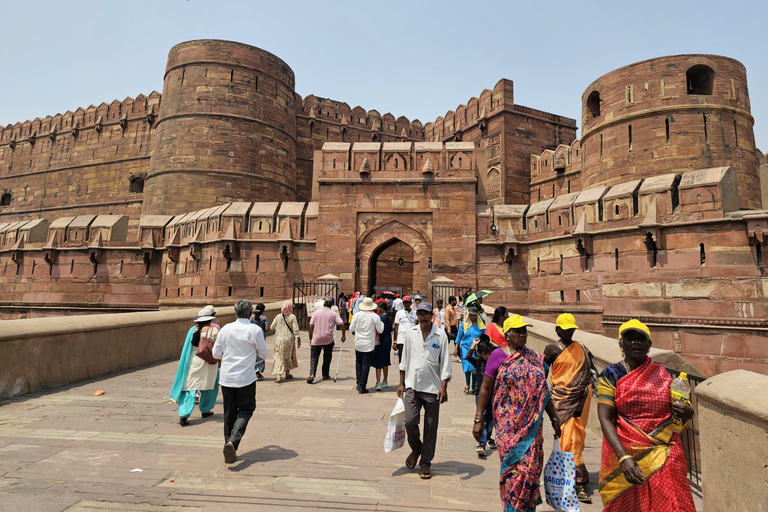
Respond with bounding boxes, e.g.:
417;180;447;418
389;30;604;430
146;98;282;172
309;307;343;346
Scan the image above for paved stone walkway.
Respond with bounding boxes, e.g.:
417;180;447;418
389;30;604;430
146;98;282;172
0;330;699;511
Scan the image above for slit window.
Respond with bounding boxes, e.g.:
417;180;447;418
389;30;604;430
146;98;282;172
628;125;633;152
615;249;619;270
700;243;706;265
734;120;739;148
703;114;709;143
665;118;670;145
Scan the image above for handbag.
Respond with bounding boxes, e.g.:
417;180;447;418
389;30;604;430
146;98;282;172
543;443;580;512
195;327;219;365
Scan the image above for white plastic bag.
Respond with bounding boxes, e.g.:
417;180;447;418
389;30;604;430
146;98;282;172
543;443;580;512
384;397;406;453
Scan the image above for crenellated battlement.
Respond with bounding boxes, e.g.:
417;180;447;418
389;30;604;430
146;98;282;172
423;79;513;142
0;93;161;144
298;95;424;139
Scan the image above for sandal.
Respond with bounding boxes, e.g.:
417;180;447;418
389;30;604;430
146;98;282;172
419;466;432;480
463;386;470;394
575;486;592;504
285;374;294;380
405;452;418;469
275;379;282;384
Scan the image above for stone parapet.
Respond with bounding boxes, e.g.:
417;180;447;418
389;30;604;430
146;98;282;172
0;301;284;399
695;370;768;512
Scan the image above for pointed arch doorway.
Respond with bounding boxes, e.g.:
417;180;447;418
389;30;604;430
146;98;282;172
368;239;415;296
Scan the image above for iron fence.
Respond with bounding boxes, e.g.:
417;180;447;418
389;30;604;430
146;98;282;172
431;284;472;308
665;367;705;491
292;281;339;330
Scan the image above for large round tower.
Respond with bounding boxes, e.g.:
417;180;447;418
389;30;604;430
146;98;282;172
579;54;759;209
143;40;297;215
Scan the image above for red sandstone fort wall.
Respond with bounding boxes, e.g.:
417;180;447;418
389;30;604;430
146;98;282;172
143;40;298;216
579;55;759;209
0;94;160;235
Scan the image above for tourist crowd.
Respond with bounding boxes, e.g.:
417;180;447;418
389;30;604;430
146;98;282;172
168;290;697;512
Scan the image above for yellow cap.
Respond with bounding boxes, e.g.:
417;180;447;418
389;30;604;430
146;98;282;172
503;314;532;333
679;372;688;380
556;313;579;331
618;318;651;341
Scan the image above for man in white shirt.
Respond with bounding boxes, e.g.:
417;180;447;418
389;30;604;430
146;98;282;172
349;297;384;394
393;295;415;362
397;301;452;480
212;299;269;463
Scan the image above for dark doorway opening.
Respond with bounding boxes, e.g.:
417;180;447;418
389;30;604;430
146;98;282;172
369;239;415;296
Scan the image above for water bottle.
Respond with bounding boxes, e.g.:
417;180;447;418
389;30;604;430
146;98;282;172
670;372;691;429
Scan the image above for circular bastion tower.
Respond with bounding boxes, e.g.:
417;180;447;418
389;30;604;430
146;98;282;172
579;54;759;209
143;40;298;216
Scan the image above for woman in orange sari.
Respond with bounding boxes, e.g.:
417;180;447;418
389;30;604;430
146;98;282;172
597;319;696;511
543;313;595;503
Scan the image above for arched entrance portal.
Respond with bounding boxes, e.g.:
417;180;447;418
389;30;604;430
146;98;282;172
369;239;415;296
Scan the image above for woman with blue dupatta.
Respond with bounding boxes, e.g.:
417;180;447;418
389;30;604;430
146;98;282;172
169;308;220;425
456;305;485;394
473;315;561;512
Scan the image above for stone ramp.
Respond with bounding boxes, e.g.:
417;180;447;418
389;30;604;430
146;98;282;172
0;331;635;511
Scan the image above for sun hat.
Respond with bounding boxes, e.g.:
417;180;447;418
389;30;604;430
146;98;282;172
556;313;579;331
619;318;651;341
402;295;412;302
467;306;480;315
415;301;432;313
359;297;377;311
204;304;217;316
194;308;215;323
412;294;422;301
503;314;532;333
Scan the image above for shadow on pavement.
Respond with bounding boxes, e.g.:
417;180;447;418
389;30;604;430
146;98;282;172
228;444;298;472
390;459;485;480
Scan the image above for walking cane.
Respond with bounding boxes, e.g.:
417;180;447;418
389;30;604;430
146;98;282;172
333;337;345;383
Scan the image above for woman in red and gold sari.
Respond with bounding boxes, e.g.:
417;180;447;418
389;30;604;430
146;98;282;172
473;315;561;512
597;319;696;512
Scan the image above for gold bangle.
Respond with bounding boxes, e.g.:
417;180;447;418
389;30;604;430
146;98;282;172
473;418;483;424
618;455;632;464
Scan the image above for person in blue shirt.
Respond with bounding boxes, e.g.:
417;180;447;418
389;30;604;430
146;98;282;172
455;306;485;394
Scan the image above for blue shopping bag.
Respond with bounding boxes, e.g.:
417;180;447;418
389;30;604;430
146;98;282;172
543;443;580;512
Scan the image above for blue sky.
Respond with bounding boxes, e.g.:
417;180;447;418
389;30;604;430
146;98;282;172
1;0;767;148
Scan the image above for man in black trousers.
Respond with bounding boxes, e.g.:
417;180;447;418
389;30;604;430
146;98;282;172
212;299;269;463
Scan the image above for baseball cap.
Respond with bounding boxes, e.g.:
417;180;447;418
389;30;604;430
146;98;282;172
402;295;412;302
415;301;432;313
556;313;579;331
467;306;479;315
503;314;532;333
619;319;651;341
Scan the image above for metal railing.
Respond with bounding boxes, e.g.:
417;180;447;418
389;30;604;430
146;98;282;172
665;367;705;491
292;281;339;330
431;284;472;308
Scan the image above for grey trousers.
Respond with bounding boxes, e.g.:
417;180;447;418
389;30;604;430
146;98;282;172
403;388;440;468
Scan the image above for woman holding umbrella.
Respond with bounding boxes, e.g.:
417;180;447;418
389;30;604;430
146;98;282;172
463;290;493;329
456;305;485;394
